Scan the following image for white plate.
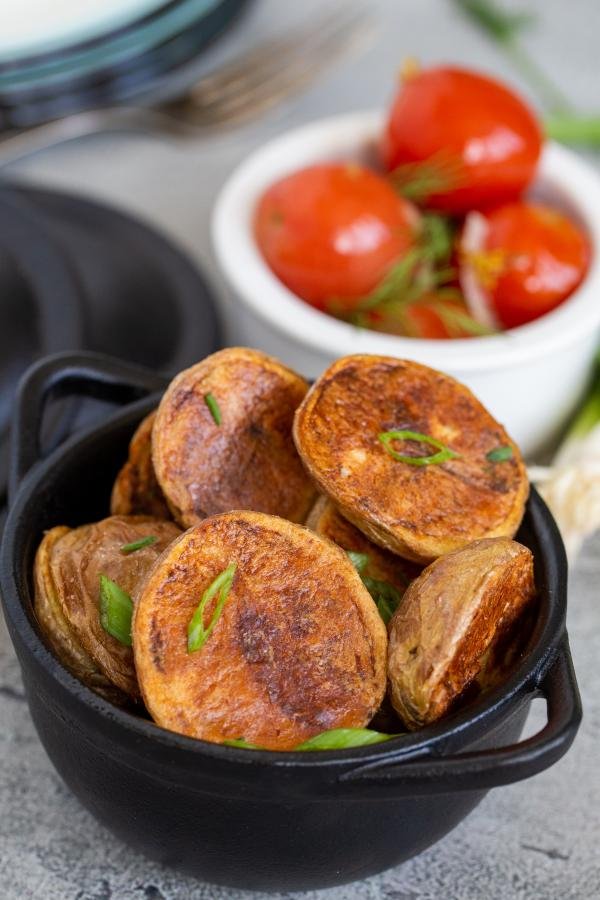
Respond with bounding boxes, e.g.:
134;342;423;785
0;0;168;63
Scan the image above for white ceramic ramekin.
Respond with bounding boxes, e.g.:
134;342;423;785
212;111;600;457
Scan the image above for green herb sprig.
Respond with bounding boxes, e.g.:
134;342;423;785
120;535;157;555
379;430;460;466
328;212;491;338
99;575;134;646
187;563;236;653
390;154;465;203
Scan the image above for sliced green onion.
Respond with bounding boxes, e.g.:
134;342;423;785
222;738;264;750
379;430;460;466
346;551;404;624
295;728;398;751
221;729;399;752
187;563;236;653
204;392;221;425
120;535;157;555
346;550;369;574
486;445;514;463
361;576;403;625
99;575;133;646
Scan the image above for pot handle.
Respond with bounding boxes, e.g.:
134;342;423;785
340;639;581;796
9;351;167;503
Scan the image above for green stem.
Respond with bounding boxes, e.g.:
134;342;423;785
565;354;600;440
544;114;600;147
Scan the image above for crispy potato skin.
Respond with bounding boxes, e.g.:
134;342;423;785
152;348;316;529
110;412;171;520
294;355;529;563
306;496;421;593
387;538;535;729
34;516;180;700
33;526;126;704
133;511;387;750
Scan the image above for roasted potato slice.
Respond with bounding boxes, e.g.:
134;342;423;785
387;537;535;729
34;526;126;705
306;495;421;598
133;510;387;750
294;355;528;563
152;348;316;529
110;412;171;519
34;515;180;701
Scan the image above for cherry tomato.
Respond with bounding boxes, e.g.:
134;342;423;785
381;65;543;213
459;202;590;329
254;163;418;311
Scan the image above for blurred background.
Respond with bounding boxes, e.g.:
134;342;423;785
2;0;597;294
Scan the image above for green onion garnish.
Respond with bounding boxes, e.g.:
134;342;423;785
120;535;157;555
346;550;404;624
295;728;398;751
346;550;369;574
222;738;264;750
221;728;399;752
187;563;236;653
99;575;133;646
204;392;221;425
486;445;514;463
362;576;403;625
378;430;460;466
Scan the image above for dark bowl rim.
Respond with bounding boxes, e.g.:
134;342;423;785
0;393;568;770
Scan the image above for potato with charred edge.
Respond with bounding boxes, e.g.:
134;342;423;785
294;355;528;563
152;348;316;530
387;538;535;729
133;510;387;750
34;515;180;703
306;495;421;597
110;411;171;520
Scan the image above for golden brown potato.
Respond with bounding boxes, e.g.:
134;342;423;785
294;355;528;563
133;510;387;750
152;348;316;529
306;495;421;597
110;412;171;519
387;538;535;729
34;515;180;702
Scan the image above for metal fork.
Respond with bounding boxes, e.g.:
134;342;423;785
0;4;375;167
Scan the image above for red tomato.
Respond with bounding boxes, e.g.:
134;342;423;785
381;66;543;213
254;163;418;311
459;202;590;328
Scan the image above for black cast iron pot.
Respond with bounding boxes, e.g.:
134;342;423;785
0;352;582;893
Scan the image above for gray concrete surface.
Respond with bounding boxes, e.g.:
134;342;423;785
1;1;599;897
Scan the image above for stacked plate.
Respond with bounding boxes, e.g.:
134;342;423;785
0;0;250;128
0;184;222;529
